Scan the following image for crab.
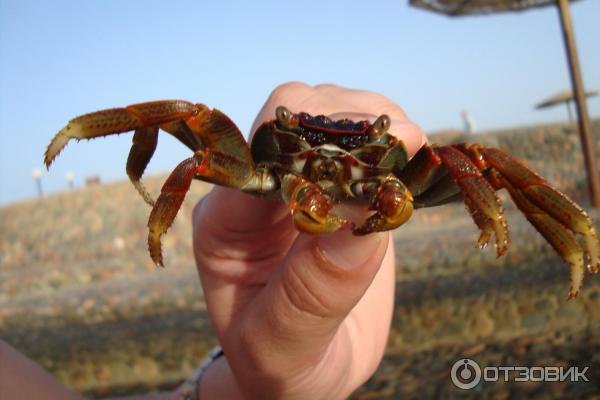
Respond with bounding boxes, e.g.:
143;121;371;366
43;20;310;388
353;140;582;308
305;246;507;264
45;100;600;298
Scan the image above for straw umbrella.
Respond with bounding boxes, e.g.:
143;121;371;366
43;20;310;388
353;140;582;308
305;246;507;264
536;89;598;124
409;0;600;207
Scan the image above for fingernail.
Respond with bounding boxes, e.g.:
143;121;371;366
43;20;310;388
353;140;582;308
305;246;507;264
317;231;383;270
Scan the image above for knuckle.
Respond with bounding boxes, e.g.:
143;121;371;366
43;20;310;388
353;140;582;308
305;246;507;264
270;81;312;101
313;83;340;91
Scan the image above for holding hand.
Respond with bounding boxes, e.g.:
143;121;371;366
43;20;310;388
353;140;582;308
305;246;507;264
191;82;426;399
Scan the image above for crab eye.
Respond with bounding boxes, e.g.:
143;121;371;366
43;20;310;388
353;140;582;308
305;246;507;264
371;114;391;138
276;106;293;127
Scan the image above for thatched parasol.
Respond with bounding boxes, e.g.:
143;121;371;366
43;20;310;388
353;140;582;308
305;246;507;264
410;0;583;15
536;90;598;123
409;0;600;207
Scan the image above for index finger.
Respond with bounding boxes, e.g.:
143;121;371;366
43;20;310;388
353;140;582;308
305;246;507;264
251;82;426;156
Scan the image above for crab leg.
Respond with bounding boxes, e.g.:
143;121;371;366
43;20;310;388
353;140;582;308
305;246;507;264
51;100;279;266
148;156;198;266
148;147;279;266
150;105;283;265
45;100;207;207
45;99;262;202
129;120;205;206
499;176;585;298
397;144;447;197
126;127;159;206
470;146;600;298
146;104;282;266
280;174;350;234
397;143;507;251
352;176;414;235
44;100;202;167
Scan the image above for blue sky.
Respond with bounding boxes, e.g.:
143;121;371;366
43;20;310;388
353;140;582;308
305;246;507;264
1;0;599;205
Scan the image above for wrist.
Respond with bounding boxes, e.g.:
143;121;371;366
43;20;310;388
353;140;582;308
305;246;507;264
174;347;243;400
198;355;244;400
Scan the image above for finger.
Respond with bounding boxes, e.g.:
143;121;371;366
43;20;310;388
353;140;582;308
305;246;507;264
237;231;389;372
392;119;427;157
193;187;298;332
250;82;316;135
327;111;426;158
314;83;409;119
345;234;396;376
251;82;426;157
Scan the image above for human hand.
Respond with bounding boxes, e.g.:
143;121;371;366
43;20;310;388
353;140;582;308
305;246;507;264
191;82;426;399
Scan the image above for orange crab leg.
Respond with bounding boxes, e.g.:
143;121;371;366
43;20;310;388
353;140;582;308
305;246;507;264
126;127;159;206
397;144;445;197
148;156;198;267
46;100;280;266
45;100;207;207
435;145;510;257
148;148;278;266
500;177;585;298
471;146;600;298
44;100;201;167
398;144;463;208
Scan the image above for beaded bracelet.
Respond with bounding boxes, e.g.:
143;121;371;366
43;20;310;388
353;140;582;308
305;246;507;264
178;346;224;400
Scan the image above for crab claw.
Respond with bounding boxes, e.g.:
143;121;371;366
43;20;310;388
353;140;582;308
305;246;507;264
285;177;351;234
354;178;414;235
148;156;198;266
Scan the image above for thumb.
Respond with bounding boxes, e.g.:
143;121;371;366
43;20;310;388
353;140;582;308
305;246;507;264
241;230;388;366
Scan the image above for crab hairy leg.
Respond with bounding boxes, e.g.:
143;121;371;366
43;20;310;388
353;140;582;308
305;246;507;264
280;175;350;234
497;175;585;298
352;176;414;235
148;106;280;266
44;100;201;168
148;156;198;267
148;149;278;266
462;146;600;298
395;144;465;210
397;144;447;198
184;107;254;164
126;127;159;206
126;119;206;206
477;147;600;273
195;150;278;193
435;145;509;257
181;106;277;192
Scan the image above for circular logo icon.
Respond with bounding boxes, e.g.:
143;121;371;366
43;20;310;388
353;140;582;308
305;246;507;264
451;358;482;390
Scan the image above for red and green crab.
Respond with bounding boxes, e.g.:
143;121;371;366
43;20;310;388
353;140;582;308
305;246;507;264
44;100;600;298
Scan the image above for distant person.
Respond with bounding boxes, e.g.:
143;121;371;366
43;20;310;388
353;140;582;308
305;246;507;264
461;110;475;135
0;82;426;400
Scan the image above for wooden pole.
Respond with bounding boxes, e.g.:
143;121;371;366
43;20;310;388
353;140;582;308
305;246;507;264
557;0;600;207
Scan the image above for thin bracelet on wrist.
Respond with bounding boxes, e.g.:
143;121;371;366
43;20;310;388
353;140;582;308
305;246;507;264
178;346;224;400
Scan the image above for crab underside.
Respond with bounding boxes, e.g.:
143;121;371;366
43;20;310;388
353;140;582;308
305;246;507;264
45;100;600;299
